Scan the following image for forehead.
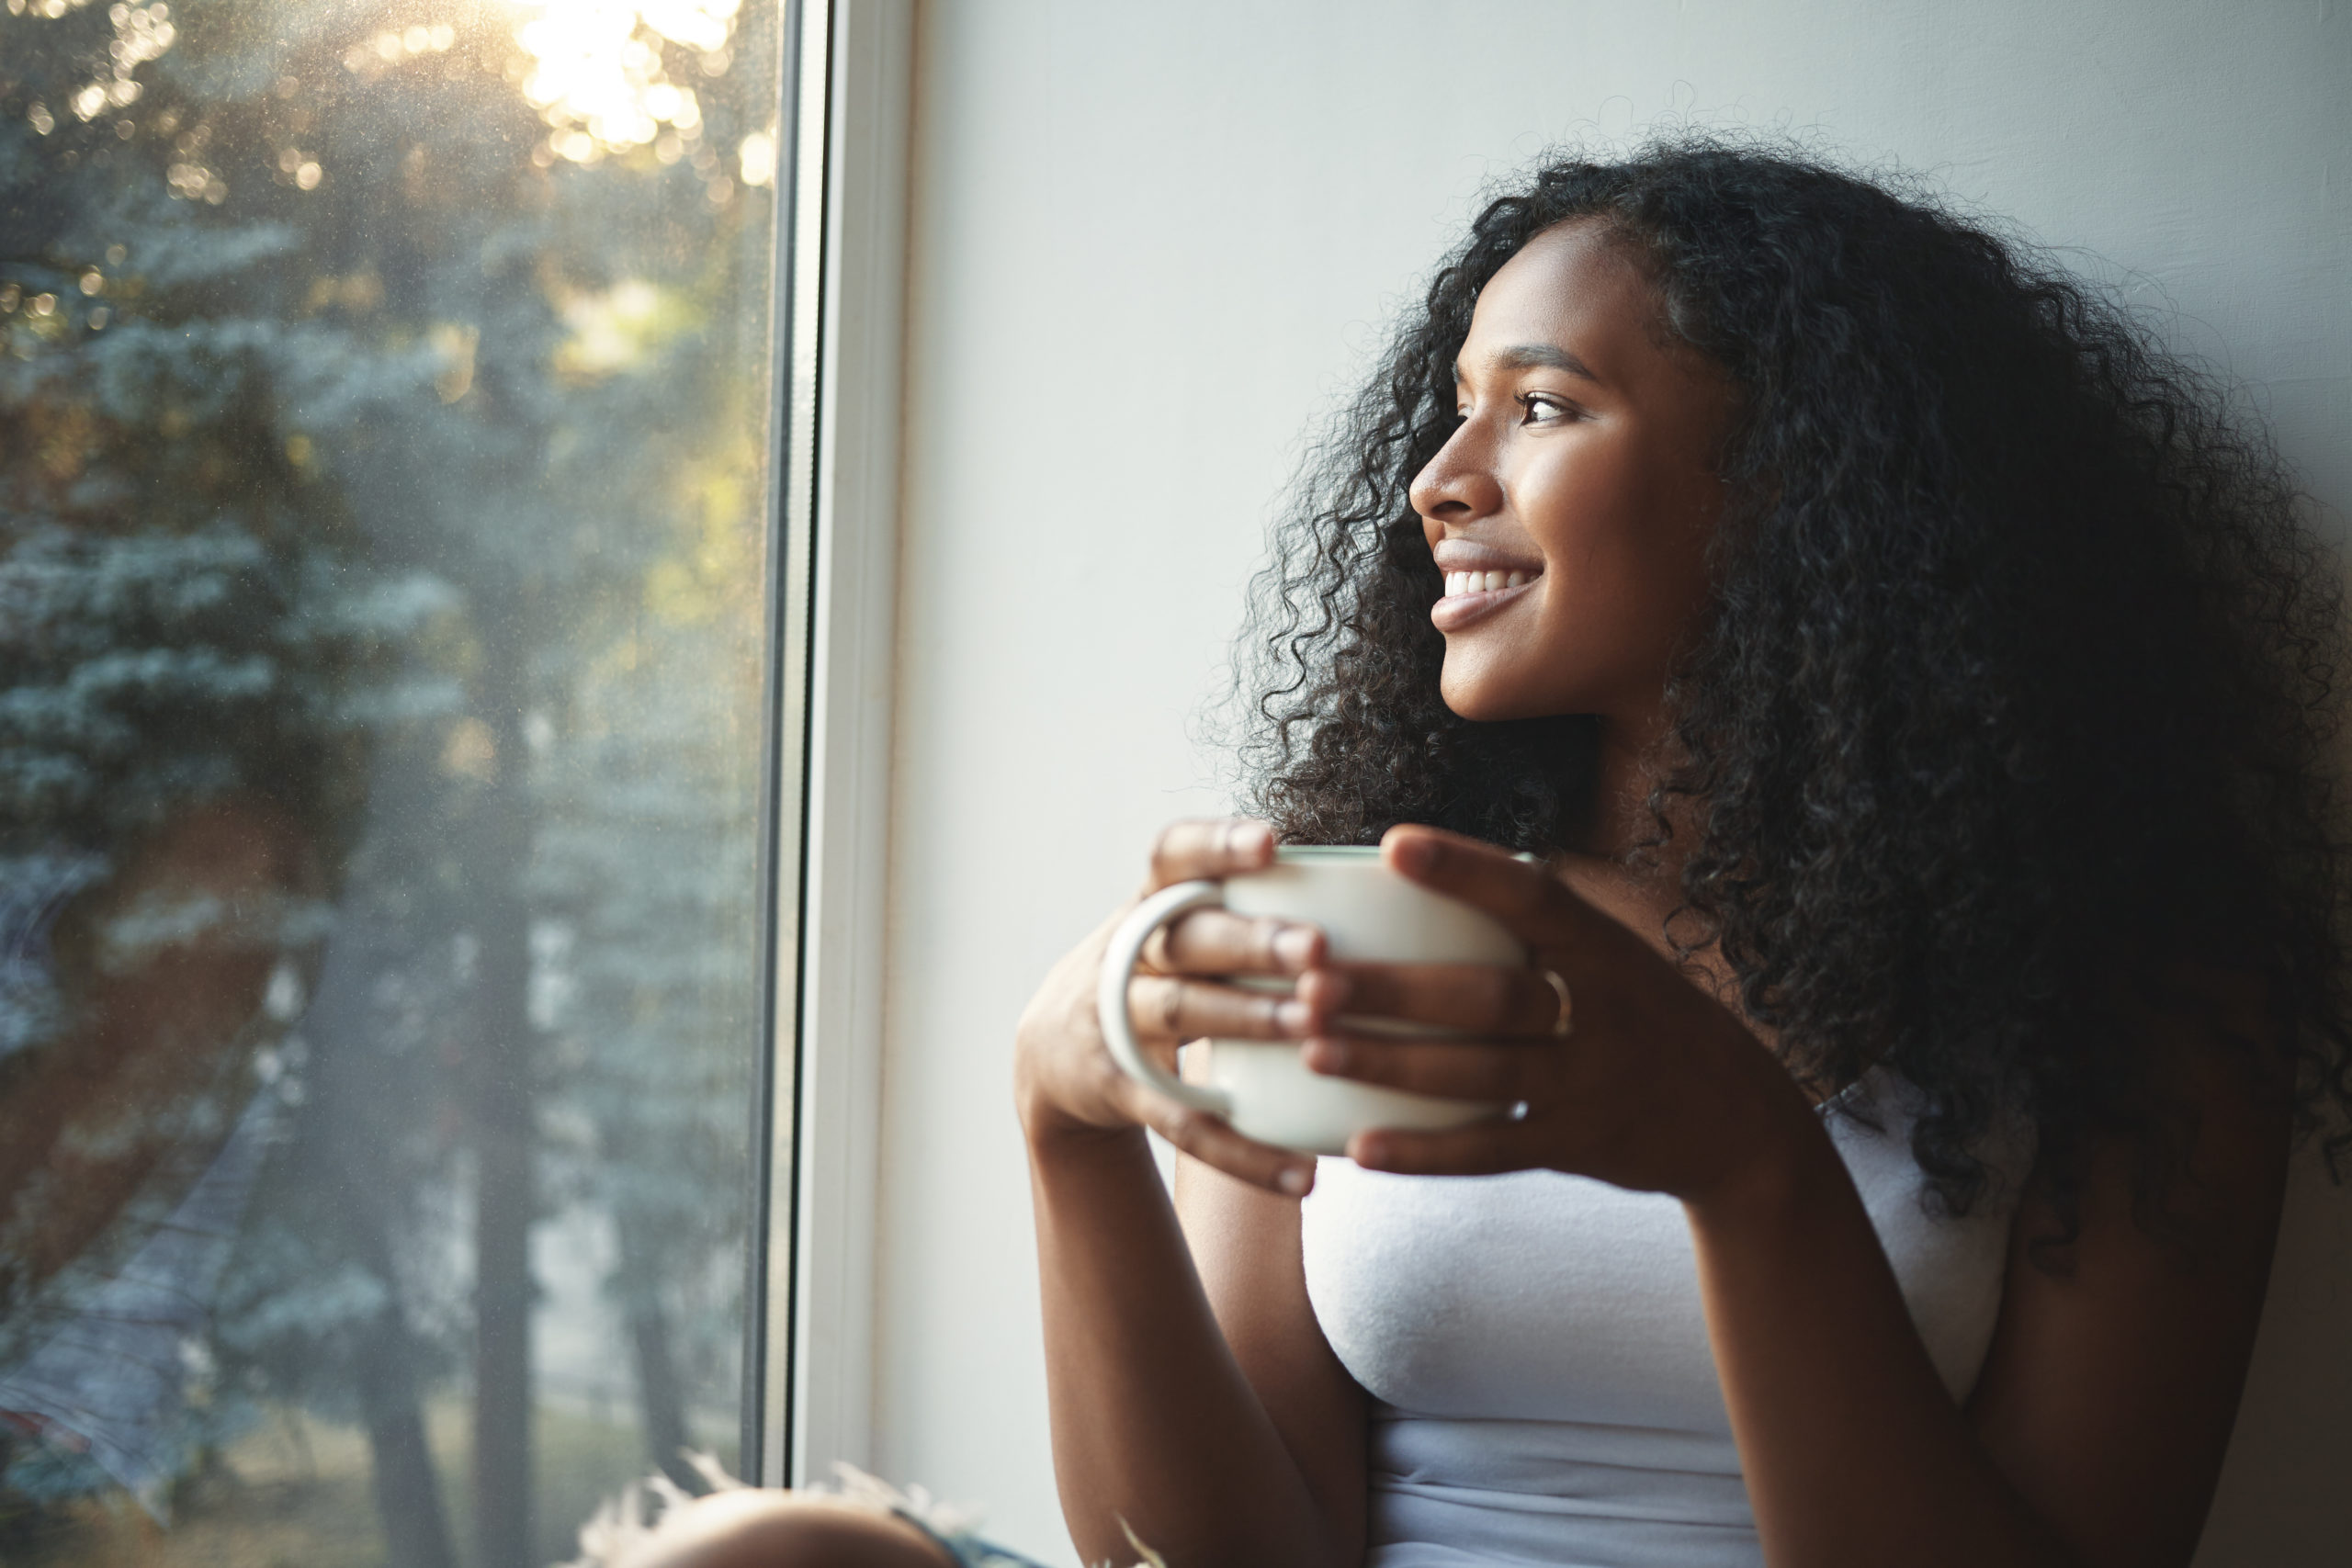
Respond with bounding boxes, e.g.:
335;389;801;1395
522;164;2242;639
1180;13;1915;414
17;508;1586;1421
1460;220;1661;367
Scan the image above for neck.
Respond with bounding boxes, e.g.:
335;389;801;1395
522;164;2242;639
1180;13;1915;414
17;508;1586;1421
1573;710;1679;867
1563;711;1743;1016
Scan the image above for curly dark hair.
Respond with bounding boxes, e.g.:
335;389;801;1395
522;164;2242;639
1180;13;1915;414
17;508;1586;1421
1239;135;2352;1230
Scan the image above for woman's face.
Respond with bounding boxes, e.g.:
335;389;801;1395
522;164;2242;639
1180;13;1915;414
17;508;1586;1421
1411;220;1735;727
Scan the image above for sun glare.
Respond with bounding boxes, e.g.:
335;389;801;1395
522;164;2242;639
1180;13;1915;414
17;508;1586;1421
511;0;741;163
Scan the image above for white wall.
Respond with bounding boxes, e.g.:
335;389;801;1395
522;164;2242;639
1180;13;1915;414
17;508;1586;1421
875;2;2352;1561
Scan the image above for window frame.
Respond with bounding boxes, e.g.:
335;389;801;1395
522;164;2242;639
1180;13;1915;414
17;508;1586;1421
745;0;914;1489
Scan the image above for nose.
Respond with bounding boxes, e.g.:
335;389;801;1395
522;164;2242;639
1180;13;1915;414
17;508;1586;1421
1408;423;1504;530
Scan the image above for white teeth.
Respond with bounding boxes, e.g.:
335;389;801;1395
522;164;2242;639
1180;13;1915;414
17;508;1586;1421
1442;569;1538;598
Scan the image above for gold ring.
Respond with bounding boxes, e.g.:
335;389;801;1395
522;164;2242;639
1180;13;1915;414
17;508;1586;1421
1542;969;1573;1037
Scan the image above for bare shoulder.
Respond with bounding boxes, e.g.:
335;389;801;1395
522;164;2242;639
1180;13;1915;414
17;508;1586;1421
1967;971;2294;1568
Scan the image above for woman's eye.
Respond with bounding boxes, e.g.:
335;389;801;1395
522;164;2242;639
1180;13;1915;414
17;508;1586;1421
1519;393;1574;424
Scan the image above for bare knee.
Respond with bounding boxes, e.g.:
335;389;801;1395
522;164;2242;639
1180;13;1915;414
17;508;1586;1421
614;1489;954;1568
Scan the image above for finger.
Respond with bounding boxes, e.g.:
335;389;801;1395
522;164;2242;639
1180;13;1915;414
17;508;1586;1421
1379;824;1612;945
1323;961;1564;1035
1149;908;1325;976
1146;818;1276;893
1302;1033;1550;1102
1347;1117;1537;1178
1106;1074;1317;1196
1127;975;1320;1042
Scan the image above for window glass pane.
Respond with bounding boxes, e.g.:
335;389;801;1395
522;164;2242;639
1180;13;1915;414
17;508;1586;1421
0;3;786;1563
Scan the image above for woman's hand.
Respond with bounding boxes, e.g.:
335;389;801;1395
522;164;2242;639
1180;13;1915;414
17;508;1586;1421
1303;823;1821;1203
1014;818;1333;1197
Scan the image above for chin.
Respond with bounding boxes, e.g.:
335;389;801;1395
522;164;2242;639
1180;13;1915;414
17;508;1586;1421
1438;668;1559;724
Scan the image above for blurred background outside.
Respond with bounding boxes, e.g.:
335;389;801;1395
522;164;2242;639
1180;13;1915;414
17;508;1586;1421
0;2;786;1563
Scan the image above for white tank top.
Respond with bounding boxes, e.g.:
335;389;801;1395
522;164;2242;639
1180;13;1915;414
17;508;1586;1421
1300;1068;2030;1567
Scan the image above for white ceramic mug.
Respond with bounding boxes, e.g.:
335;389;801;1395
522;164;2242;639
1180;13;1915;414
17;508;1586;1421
1095;845;1523;1155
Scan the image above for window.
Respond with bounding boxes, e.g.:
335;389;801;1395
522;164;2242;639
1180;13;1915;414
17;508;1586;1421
0;1;848;1562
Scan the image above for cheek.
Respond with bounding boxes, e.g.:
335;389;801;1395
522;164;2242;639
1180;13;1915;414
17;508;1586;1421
1545;437;1714;615
1442;453;1713;716
1524;458;1679;638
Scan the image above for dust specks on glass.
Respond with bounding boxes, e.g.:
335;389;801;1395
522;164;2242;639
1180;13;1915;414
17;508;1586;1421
0;3;786;1562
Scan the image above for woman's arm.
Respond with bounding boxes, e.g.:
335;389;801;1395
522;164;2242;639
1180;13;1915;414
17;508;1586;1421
1317;826;2289;1568
1027;1132;1365;1568
1171;1145;1368;1564
1965;1027;2290;1565
1016;820;1364;1568
1680;1119;2077;1566
1689;1015;2286;1568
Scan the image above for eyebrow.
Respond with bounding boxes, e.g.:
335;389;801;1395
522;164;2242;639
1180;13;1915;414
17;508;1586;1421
1455;344;1601;384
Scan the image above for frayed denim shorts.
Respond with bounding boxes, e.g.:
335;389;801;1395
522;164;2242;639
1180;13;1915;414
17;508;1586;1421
561;1460;1148;1568
876;1477;1159;1568
890;1507;1060;1568
831;1466;1160;1568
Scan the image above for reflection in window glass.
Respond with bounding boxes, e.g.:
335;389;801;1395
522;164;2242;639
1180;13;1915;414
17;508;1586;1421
0;3;785;1563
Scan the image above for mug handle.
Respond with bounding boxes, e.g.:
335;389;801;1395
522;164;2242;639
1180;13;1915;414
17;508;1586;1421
1095;879;1237;1117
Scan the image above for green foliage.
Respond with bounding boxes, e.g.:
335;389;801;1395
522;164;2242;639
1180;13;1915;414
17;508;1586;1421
2;0;777;1554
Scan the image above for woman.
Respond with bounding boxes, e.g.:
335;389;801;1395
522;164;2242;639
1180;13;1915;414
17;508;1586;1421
631;140;2349;1567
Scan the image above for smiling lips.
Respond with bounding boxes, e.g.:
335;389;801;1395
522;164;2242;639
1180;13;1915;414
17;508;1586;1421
1430;566;1541;632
